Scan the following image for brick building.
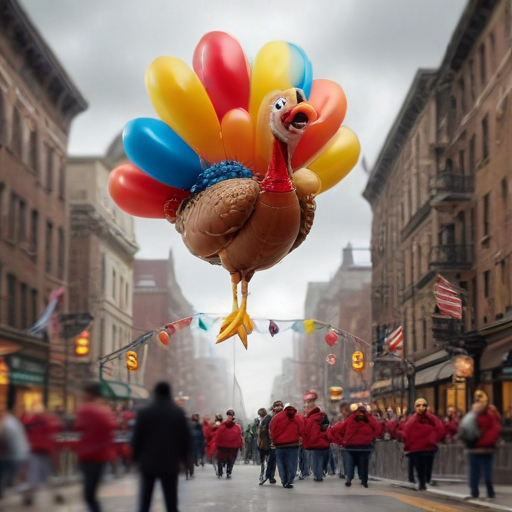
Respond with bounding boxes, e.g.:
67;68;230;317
282;244;371;413
364;0;512;415
0;0;86;414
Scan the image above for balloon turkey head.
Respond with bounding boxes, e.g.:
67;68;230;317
174;88;317;348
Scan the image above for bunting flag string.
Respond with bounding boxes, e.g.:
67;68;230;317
99;313;371;368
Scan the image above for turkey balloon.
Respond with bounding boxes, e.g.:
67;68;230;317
108;31;361;349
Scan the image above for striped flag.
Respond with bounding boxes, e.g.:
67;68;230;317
385;325;403;355
434;275;462;319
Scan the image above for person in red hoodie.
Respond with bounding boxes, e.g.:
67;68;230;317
269;404;304;489
73;382;116;512
443;406;460;442
398;398;444;490
22;403;65;506
328;404;381;488
215;409;243;478
302;403;330;482
205;414;222;472
461;390;502;499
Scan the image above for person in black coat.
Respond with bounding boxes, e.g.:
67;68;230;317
131;382;191;512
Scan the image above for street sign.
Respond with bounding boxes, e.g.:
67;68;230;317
59;312;94;338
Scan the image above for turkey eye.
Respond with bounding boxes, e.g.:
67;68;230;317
274;98;286;111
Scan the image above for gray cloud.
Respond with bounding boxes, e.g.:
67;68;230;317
19;0;467;414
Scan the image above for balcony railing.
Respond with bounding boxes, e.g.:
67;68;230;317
430;172;474;198
429;244;473;270
431;314;463;342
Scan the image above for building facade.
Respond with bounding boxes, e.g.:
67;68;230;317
364;0;512;415
0;0;86;414
65;156;138;409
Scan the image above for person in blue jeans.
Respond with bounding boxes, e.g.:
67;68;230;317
269;405;304;489
460;391;502;499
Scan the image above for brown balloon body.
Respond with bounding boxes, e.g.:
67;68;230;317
175;178;301;280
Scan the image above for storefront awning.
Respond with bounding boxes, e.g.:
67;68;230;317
480;336;512;371
415;360;454;386
100;380;150;401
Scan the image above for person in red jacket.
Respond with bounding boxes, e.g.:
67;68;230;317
269;405;304;489
328;404;381;487
22;404;65;506
462;390;502;499
302;404;330;481
398;398;444;490
443;406;460;442
215;409;243;478
205;414;222;471
73;382;116;512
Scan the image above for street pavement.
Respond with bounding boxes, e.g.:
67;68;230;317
0;464;508;512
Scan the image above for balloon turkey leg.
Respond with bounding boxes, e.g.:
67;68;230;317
217;278;253;347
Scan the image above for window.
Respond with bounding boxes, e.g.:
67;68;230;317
31;289;38;325
112;324;117;352
447;96;457;136
28;129;37;172
57;227;65;280
417;243;422;279
459;78;466;114
422;318;427;350
120;276;125;309
58;161;65;200
101;255;106;294
125;282;129;310
415;135;421;205
489;33;496;72
20;283;27;329
45;144;53;193
7;192;16;241
11;107;23;157
479;44;487;86
502;178;508;203
469;135;476;174
18;199;26;243
30;209;38;253
0;187;3;238
112;269;116;300
483;270;490;298
469;59;476;101
45;221;53;273
459;150;465;175
7;274;16;327
482;115;489;161
99;318;105;357
0;93;6;145
483;193;490;237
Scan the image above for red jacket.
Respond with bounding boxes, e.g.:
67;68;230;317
328;411;381;447
216;420;243;449
73;402;117;463
23;413;64;454
399;412;444;453
302;407;329;450
444;417;459;440
205;423;220;458
475;408;501;448
269;407;304;447
383;419;399;439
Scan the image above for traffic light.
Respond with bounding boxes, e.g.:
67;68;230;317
75;331;90;356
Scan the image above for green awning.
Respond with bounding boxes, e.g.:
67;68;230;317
100;380;150;400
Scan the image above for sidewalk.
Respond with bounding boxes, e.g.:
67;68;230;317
370;476;512;511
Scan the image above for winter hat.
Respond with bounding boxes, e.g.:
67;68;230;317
349;403;359;412
303;390;318;402
226;408;235;416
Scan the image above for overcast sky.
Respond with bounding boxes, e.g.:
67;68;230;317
20;0;467;415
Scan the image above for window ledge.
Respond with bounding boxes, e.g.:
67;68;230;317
480;234;491;247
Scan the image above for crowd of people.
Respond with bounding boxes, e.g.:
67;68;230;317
0;382;506;511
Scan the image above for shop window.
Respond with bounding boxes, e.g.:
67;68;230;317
503;382;512;414
446;381;467;415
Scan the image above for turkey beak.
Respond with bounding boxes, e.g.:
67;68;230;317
281;102;318;130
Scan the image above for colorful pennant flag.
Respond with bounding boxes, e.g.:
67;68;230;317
303;319;316;335
434;274;462;319
268;320;279;337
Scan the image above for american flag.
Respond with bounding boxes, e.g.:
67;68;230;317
434;274;462;319
385;325;403;355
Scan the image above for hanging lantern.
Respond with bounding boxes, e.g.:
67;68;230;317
453;355;474;379
325;330;338;347
158;330;170;346
330;386;343;400
326;354;337;366
126;351;138;371
351;350;365;372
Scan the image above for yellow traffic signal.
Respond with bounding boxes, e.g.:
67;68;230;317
75;331;90;356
